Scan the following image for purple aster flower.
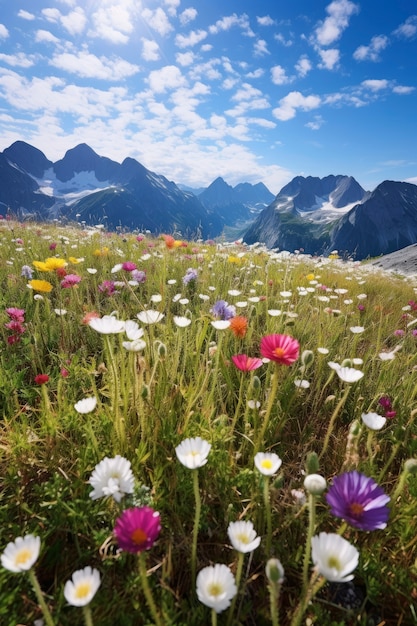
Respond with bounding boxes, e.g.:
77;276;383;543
114;506;161;553
211;299;236;320
183;268;198;285
326;471;390;531
21;265;33;279
130;269;146;283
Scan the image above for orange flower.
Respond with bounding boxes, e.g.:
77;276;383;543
229;316;248;338
162;235;175;248
82;311;100;325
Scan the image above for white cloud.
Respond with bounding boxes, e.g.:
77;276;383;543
271;65;290;85
61;8;87;35
305;115;324;130
274;33;293;47
188;59;222;81
295;56;312;77
353;35;389;62
176;51;195;67
142;39;160;62
0;53;35;68
35;30;60;44
50;51;140;80
142;7;173;37
175;29;207;48
318;48;340;70
42;8;61;24
179;8;197;26
200;44;212;52
361;79;388;91
273;91;321;121
0;24;9;39
90;1;139;44
18;10;35;21
254;39;270;56
257;15;275;26
209;14;253;37
315;0;359;46
393;15;417;39
246;68;264;79
164;0;180;16
393;85;415;95
147;65;187;93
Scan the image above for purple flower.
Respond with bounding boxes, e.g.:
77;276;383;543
183;268;198;285
326;471;390;531
98;280;116;296
114;506;161;553
21;265;33;279
211;299;236;320
130;270;146;283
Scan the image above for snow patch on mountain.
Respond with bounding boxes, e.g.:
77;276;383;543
36;168;113;201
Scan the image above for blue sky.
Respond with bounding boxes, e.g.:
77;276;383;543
0;0;416;194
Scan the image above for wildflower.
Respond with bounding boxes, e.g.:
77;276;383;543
227;520;261;553
74;397;97;414
211;320;231;330
350;326;365;334
114;506;161;553
326;470;390;530
311;532;359;582
335;367;364;383
378;344;402;361
88;315;125;334
122;261;137;272
163;234;176;248
1;534;41;572
196;564;237;613
173;316;192;328
175;437;211;469
34;374;49;385
64;566;101;607
21;265;33;279
123;338;147;351
260;333;300;365
28;279;53;293
137;310;165;324
60;273;82;288
254;452;282;476
211;299;236;320
183;268;198;285
98;280;116;296
231;354;263;372
229;316;248;338
131;269;146;283
394;329;405;337
266;558;285;585
89;455;135;502
125;320;144;341
6;307;25;322
82;311;100;325
361;412;387;431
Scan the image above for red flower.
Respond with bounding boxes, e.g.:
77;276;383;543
114;507;161;553
34;374;49;385
231;354;263;372
260;334;300;365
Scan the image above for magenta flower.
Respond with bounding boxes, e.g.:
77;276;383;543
6;307;25;322
98;280;116;296
260;334;300;365
122;261;137;272
231;354;263;372
326;471;390;531
114;506;161;553
61;274;82;288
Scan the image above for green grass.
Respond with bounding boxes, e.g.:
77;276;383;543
0;220;416;625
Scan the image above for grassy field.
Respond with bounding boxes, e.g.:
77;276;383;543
0;219;416;626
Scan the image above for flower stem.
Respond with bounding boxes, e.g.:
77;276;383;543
27;568;55;626
320;385;351;459
256;364;280;452
263;476;272;556
268;581;280;626
301;493;316;596
138;552;163;626
290;572;325;626
104;335;125;450
211;608;218;626
191;468;201;587
82;605;94;626
227;551;245;626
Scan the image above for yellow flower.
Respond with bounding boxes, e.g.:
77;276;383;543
227;256;242;264
32;260;51;272
28;279;53;293
173;240;183;248
94;247;109;257
68;256;82;264
44;257;67;271
306;273;315;281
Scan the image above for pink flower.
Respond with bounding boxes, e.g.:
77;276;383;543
6;308;25;322
231;354;263;372
34;374;49;385
114;507;161;553
61;274;82;288
260;334;300;365
122;261;137;272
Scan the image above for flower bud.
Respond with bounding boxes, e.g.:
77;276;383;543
404;458;417;475
303;473;327;495
266;558;284;585
305;451;319;475
252;375;261;390
301;350;314;368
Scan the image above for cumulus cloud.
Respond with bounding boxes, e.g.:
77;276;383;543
61;8;87;35
0;53;35;68
147;65;187;93
393;15;417;39
275;33;293;47
176;51;195;67
257;15;275;26
305;115;324;130
142;39;160;62
271;65;290;85
0;24;9;39
314;0;359;46
142;7;173;37
18;10;35;21
35;30;60;44
89;1;139;44
273;91;321;121
179;8;197;26
254;39;270;56
353;35;389;62
209;13;253;37
392;85;415;94
49;51;140;80
295;56;312;77
361;79;388;91
318;48;340;69
175;29;207;48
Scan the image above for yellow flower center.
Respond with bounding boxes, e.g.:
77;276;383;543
273;347;285;359
327;556;341;570
131;528;148;546
15;548;32;566
236;532;250;544
208;583;223;597
75;582;92;600
261;459;273;469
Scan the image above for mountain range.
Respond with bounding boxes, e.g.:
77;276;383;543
1;141;417;260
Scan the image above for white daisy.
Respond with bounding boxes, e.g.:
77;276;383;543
64;566;101;607
311;532;359;582
227;520;261;554
74;396;97;414
254;452;282;476
1;534;40;572
196;564;237;613
89;455;135;502
175;437;211;469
